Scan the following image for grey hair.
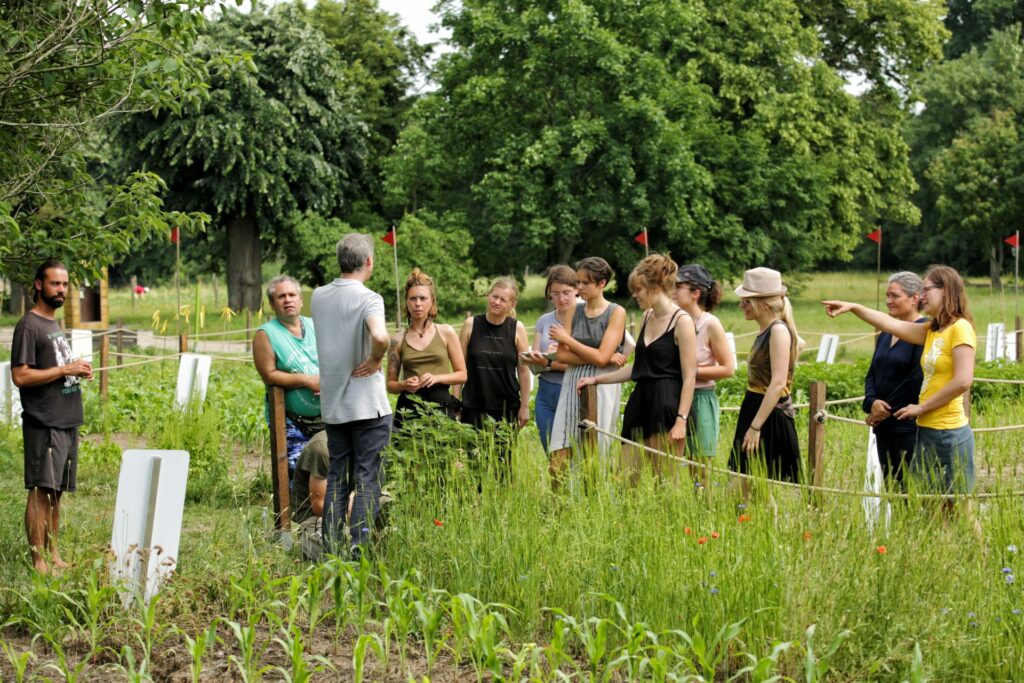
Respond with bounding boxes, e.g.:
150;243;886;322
266;275;301;303
336;233;375;273
888;271;923;297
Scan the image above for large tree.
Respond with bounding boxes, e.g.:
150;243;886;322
897;26;1024;286
117;4;369;311
385;0;945;279
0;0;209;288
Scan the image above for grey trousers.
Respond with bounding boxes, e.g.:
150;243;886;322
324;415;391;556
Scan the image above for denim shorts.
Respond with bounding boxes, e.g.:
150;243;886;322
912;424;975;493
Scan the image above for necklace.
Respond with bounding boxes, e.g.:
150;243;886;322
412;320;430;338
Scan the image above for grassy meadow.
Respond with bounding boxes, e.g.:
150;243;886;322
1;272;1024;680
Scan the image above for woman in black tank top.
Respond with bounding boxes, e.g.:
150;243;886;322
577;254;697;483
457;277;531;430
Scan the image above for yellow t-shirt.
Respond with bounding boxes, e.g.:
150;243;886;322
918;318;976;430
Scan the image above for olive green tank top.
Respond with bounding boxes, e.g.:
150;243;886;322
401;328;450;380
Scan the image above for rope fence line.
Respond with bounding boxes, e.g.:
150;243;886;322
815;410;1024;434
92;354;182;373
579;419;1024;501
974;377;1024;385
186;327;259;339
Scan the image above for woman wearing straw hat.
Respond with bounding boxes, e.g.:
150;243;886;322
823;265;976;502
730;267;801;485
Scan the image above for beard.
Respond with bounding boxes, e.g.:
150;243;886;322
41;293;64;309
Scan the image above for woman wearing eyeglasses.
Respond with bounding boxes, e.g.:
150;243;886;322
823;265;976;500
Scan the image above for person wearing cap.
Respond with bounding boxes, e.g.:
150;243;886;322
730;267;801;487
674;264;736;489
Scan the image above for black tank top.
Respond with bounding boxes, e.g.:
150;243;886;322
631;310;687;382
463;314;519;411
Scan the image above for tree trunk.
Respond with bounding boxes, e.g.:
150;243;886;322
227;215;262;312
991;242;1004;292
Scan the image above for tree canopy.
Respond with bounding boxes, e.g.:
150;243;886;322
386;0;944;280
0;0;208;288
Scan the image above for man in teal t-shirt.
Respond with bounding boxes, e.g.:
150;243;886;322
253;275;322;472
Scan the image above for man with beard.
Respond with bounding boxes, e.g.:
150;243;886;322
10;260;92;574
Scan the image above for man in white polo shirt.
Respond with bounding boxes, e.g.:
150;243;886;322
311;233;392;560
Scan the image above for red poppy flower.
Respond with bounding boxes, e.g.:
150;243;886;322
684;527;692;535
433;519;443;527
738;514;751;523
803;531;812;541
711;531;720;539
697;536;708;545
876;545;887;555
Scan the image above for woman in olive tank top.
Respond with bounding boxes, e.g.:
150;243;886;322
386;270;467;431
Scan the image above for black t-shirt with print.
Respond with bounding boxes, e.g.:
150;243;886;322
10;312;83;428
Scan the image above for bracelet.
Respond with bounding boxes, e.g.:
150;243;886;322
677;413;688;420
749;425;761;432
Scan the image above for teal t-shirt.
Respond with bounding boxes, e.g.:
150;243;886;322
260;316;320;417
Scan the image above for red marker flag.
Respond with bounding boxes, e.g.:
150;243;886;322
634;231;648;246
866;228;881;244
170;227;180;244
381;227;396;246
1005;233;1019;248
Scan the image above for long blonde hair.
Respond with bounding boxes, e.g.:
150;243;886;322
749;295;800;350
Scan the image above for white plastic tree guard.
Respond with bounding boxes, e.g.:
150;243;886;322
816;334;840;364
0;361;22;424
175;353;212;408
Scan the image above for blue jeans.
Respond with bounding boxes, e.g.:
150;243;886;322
324;415;392;556
912;424;975;493
535;379;562;452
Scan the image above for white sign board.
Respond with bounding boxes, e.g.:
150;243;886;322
69;329;93;363
0;362;22;425
110;449;189;605
175;353;212;408
816;334;840;364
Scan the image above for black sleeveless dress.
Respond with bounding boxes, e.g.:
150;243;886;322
621;310;688;440
461;314;520;427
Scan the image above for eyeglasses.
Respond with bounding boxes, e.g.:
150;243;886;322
922;284;943;293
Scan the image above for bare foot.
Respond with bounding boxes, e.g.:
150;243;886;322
50;555;70;571
32;557;50;575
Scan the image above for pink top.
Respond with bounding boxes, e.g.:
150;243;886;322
694;312;719;389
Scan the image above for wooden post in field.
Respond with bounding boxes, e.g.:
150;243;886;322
1016;316;1022;362
99;334;109;400
115;320;124;368
245;309;253;352
178;333;188;354
579;383;599;452
267;385;291;531
807;381;826;489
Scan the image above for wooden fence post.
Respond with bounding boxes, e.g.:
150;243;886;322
807;381;827;489
267;385;292;532
245;309;253;352
1016;315;1022;361
115;320;124;368
579;383;599;452
99;334;109;400
178;333;188;354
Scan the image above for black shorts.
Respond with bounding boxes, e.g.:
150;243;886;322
23;422;78;492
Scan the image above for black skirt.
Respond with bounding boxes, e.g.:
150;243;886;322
621;377;682;441
729;390;800;482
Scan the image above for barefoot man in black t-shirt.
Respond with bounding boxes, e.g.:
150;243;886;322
10;260;92;574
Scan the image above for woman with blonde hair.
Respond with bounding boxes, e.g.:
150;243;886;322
824;265;976;498
458;277;531;429
578;253;697;481
730;267;801;483
386;269;467;430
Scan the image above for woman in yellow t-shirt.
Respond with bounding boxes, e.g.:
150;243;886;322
822;265;975;496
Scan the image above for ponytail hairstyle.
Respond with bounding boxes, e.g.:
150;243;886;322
677;264;722;312
923;264;973;331
748;294;801;352
489;276;519;318
627;253;678;296
404;268;438;322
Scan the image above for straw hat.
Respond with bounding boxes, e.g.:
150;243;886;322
734;267;787;298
